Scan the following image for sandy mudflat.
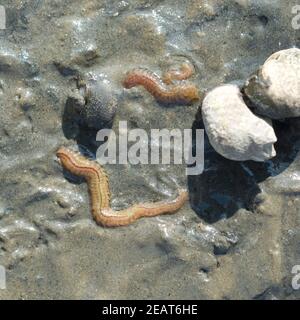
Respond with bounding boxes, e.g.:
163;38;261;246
0;0;299;299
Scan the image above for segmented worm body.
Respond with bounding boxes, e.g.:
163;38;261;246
122;66;199;105
56;147;188;227
162;62;195;85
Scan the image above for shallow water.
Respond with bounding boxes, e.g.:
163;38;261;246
0;0;299;299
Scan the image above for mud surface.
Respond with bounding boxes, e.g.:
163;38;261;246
0;0;299;299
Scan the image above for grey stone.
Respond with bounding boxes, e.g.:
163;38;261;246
244;48;300;119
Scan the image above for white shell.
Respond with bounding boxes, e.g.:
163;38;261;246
202;84;277;162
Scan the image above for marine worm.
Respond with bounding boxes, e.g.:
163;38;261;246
122;67;199;105
162;62;195;85
56;147;188;227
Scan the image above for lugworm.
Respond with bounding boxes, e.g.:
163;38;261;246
122;66;199;105
162;62;195;85
56;147;188;227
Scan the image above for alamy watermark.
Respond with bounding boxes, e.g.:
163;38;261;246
0;5;5;30
292;265;300;290
95;121;204;176
292;5;300;30
0;265;6;289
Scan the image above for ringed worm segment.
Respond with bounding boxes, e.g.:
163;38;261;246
56;147;188;227
122;65;199;105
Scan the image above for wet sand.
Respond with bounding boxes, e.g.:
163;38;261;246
0;0;299;299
